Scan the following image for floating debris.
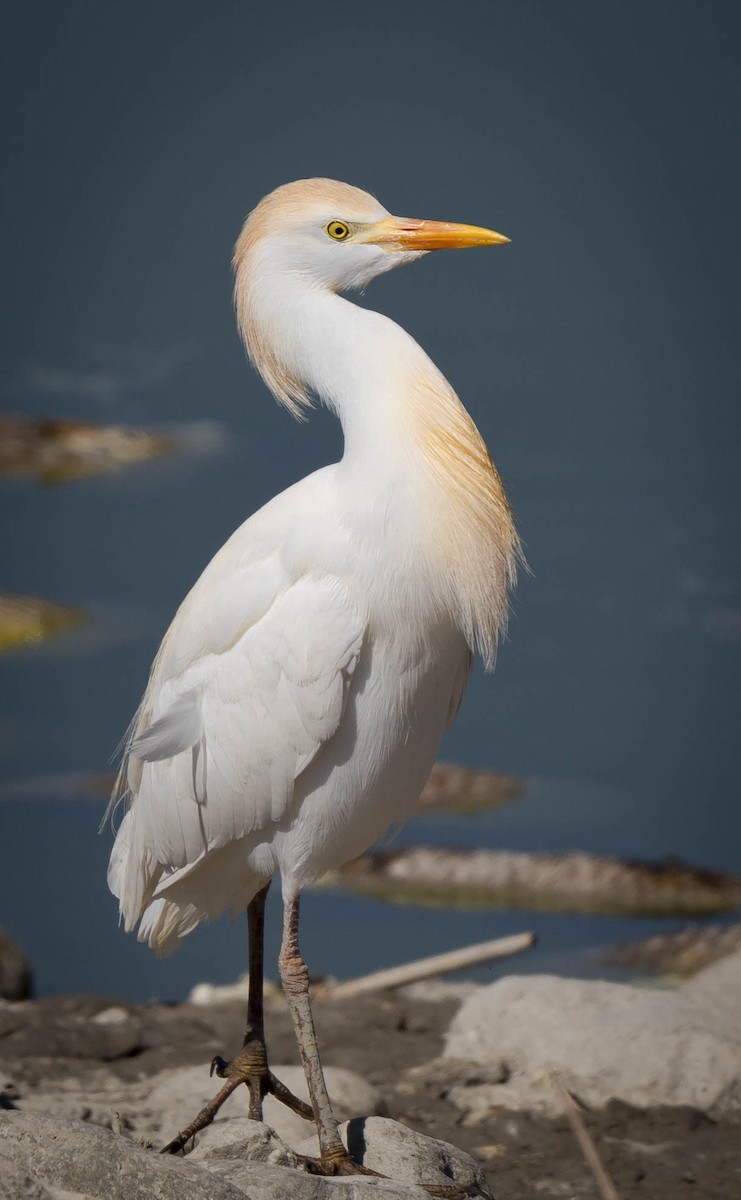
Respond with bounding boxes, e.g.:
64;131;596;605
0;594;87;652
416;761;522;815
323;847;741;917
600;923;741;978
0;413;174;483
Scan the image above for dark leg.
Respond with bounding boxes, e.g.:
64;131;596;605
161;881;312;1155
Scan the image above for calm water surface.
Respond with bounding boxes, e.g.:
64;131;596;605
0;1;739;1000
1;397;738;1001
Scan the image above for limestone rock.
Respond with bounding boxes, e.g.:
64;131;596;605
145;1062;382;1149
0;996;142;1061
207;1160;432;1199
0;1110;247;1200
681;946;741;1039
189;1117;298;1165
445;962;741;1120
0;1109;465;1199
297;1116;493;1198
188;976;282;1006
400;980;481;1005
0;1149;54;1200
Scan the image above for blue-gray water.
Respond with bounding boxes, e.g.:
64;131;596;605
1;0;739;1001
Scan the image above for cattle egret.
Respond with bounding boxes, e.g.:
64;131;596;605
108;179;521;1174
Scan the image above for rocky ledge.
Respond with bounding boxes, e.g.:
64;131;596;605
1;951;741;1198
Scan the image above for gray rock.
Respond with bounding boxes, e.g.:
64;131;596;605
0;1146;54;1200
0;1111;247;1200
189;1117;299;1165
208;1161;433;1199
445;966;741;1120
682;947;741;1038
400;1055;509;1096
0;928;32;1000
8;1059;381;1153
297;1116;493;1198
145;1062;382;1149
0;1110;465;1199
399;980;480;1005
0;1001;142;1061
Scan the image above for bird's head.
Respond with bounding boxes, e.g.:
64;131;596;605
234;177;509;295
233;179;508;414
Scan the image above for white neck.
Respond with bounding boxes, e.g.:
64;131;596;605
242;272;522;666
254;276;438;479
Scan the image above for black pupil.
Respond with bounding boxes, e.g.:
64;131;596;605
334;225;344;237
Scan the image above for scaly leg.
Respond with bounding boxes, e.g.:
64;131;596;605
278;895;468;1197
278;894;379;1177
161;881;312;1154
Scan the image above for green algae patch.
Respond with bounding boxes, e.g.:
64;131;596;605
0;594;87;652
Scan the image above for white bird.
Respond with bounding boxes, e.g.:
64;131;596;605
108;178;521;1174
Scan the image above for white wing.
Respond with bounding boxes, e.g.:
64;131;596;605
108;539;364;952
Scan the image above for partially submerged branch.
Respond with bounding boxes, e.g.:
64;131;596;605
322;932;535;1000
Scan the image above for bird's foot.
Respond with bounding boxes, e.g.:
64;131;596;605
160;1037;313;1155
297;1146;383;1178
210;1042;314;1122
297;1148;468;1197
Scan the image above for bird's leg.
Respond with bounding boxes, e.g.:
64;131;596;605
161;881;312;1155
278;897;467;1197
278;895;380;1179
211;879;313;1121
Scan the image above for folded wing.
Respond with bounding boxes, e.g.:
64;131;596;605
108;559;364;951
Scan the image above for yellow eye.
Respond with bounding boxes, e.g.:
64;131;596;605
326;220;350;241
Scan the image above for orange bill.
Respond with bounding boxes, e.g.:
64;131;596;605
364;216;510;251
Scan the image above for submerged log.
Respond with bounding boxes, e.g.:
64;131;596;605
600;923;741;977
0;594;86;652
322;846;741;917
0;413;174;483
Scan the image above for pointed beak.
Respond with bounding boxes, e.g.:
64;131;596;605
362;216;510;252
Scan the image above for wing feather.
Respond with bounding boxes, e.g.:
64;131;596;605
109;561;364;946
129;693;203;761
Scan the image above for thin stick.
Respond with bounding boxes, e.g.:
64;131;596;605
552;1075;620;1200
324;932;535;1000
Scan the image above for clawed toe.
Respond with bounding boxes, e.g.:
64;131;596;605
209;1054;230;1078
296;1150;467;1197
209;1047;311;1118
265;1069;314;1120
297;1149;383;1178
160;1044;315;1154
